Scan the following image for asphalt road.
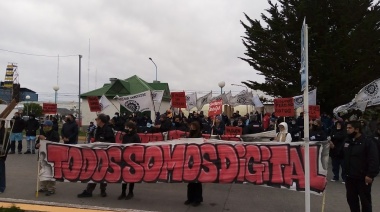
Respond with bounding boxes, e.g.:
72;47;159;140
1;139;379;212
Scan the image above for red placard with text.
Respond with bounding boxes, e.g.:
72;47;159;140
208;100;223;117
87;96;101;112
225;126;243;135
171;92;186;108
43;103;57;114
274;98;294;117
309;105;320;120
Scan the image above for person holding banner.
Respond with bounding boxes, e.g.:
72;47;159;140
118;121;140;200
272;122;292;143
184;121;203;207
78;114;115;198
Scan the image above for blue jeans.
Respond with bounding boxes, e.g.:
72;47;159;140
331;157;346;181
0;159;5;192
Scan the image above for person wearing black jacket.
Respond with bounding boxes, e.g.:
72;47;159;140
184;121;203;207
171;116;188;132
61;114;78;144
118;121;140;200
329;121;346;182
309;119;327;141
0;120;9;193
344;121;379;212
9;112;25;154
154;114;172;132
78;114;115;198
24;114;40;154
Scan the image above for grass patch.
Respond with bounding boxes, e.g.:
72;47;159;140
0;205;25;212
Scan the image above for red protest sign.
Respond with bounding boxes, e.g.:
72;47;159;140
225;126;243;135
87;96;101;112
43;103;57;114
274;98;294;117
171;92;186;108
208;100;223;117
309;105;320;120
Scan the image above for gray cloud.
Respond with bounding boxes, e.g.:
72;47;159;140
0;0;270;102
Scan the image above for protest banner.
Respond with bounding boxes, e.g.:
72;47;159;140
225;126;243;135
171;92;186;108
42;103;57;114
117;91;154;113
87;96;101;112
309;105;320;120
208;100;223;117
274;98;294;117
39;139;328;194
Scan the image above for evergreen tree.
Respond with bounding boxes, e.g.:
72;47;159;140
240;0;380;112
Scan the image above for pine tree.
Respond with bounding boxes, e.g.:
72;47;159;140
240;0;380;112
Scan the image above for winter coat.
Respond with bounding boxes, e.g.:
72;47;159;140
61;120;78;144
274;122;292;143
25;118;40;136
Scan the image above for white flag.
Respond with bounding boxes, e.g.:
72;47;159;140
152;90;164;103
228;91;253;107
252;94;264;108
354;78;380;107
293;89;317;109
225;91;232;105
99;95;111;111
196;92;212;111
117;90;154;113
211;93;229;104
186;93;197;111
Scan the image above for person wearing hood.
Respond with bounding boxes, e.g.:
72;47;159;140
61;114;78;144
273;122;292;143
288;118;301;142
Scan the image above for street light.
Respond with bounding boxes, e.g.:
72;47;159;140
25;95;30;116
53;85;59;104
218;81;225;94
231;84;249;114
149;58;158;82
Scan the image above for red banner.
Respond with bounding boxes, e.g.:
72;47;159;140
208;100;223;117
43;103;57;114
171;92;186;108
309;105;320;120
225;126;243;135
274;98;294;117
40;140;328;194
87;96;101;112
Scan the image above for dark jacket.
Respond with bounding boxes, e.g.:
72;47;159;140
329;128;346;159
159;119;172;132
25;118;40;136
0;127;9;161
344;135;379;179
95;124;115;143
244;121;263;134
122;130;141;144
61;120;79;144
212;122;225;135
35;129;60;149
309;127;327;141
11;117;25;133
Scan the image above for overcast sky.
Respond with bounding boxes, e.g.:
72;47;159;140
0;0;274;102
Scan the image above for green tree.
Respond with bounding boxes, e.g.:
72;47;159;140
23;103;43;117
240;0;380;112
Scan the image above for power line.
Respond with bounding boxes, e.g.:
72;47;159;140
0;48;78;58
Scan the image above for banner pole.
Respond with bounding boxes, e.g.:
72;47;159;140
304;22;311;212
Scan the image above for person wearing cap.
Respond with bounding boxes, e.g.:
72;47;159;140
35;120;60;196
273;122;292;143
78;113;115;198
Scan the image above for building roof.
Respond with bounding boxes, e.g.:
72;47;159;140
80;75;170;101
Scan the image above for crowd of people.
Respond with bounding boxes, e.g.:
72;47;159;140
1;109;380;210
